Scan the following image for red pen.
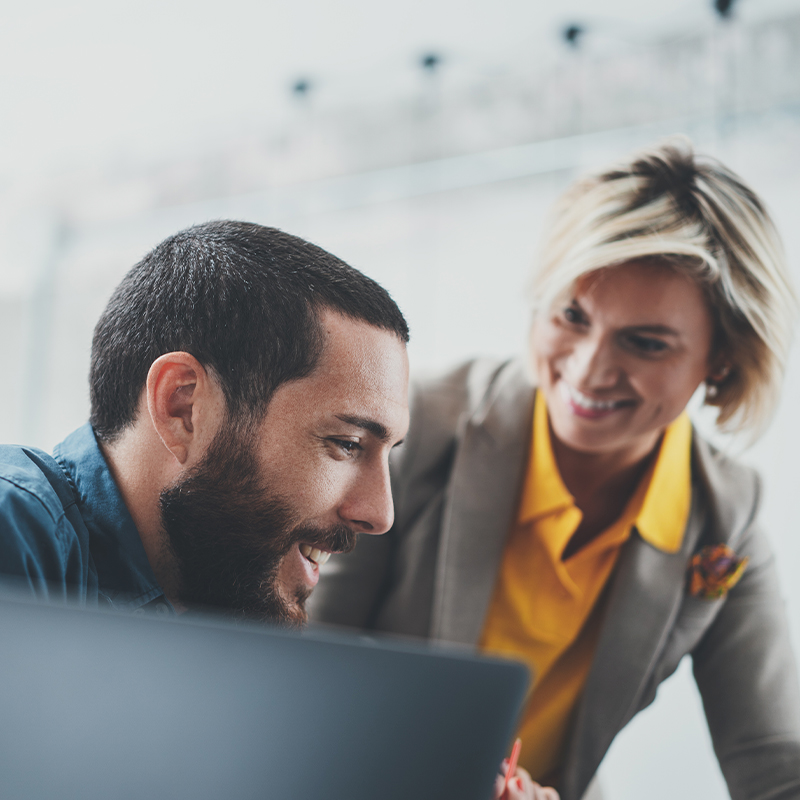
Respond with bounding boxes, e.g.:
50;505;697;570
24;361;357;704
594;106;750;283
503;738;522;796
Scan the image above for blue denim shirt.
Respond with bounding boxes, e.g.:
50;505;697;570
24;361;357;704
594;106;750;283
0;423;172;613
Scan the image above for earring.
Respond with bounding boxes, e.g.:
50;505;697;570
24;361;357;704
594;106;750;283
710;364;731;383
706;363;730;401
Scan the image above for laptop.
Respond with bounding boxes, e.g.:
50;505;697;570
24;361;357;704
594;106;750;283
0;597;529;800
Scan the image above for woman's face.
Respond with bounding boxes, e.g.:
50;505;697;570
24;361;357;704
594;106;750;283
531;260;715;461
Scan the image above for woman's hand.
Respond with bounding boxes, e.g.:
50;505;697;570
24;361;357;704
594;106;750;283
491;763;560;800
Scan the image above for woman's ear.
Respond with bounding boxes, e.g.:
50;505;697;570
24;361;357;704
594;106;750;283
706;361;731;384
704;361;731;400
146;352;225;465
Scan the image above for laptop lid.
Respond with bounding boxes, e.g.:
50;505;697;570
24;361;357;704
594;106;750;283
0;599;529;800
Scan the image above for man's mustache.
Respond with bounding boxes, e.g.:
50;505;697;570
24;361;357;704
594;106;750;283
292;524;358;556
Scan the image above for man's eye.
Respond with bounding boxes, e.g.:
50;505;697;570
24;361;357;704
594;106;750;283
330;439;362;455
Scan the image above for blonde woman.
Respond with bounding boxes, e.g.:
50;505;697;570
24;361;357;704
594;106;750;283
312;140;800;799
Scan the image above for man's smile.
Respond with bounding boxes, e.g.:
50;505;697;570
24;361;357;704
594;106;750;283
284;542;339;590
299;544;332;566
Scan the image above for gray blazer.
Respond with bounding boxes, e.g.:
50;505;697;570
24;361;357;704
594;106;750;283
310;358;800;800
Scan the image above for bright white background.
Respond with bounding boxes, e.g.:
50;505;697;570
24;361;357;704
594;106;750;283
2;1;800;797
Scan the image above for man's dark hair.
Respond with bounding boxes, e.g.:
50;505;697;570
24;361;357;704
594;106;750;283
90;220;409;441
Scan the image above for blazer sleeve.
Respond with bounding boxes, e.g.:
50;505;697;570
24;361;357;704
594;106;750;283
692;517;800;799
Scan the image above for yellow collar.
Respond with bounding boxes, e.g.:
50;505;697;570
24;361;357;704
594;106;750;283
519;391;692;555
635;410;692;553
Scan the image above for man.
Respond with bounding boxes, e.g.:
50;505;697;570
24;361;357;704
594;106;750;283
0;220;410;624
0;220;552;800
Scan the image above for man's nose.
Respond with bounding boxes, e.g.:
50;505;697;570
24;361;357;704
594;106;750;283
340;461;394;535
569;335;620;389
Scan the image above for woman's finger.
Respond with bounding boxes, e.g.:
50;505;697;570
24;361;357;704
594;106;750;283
491;771;507;800
506;770;535;799
532;784;560;800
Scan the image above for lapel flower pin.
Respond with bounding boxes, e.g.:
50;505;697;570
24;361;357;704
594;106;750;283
689;544;749;600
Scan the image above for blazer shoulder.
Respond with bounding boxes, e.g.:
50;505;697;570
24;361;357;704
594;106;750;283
401;358;526;474
409;357;526;434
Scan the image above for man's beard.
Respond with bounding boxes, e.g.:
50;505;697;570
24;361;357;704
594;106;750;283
159;422;357;627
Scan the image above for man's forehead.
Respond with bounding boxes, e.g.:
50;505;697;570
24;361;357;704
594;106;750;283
317;312;405;361
264;314;409;438
314;379;410;436
313;314;408;389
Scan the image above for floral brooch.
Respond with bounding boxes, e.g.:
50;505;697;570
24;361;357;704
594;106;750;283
689;544;749;600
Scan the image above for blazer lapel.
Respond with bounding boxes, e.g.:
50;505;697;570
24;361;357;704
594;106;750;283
559;515;704;799
560;431;754;800
430;363;535;645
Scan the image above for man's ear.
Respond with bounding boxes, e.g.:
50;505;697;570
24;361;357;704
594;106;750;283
146;352;225;465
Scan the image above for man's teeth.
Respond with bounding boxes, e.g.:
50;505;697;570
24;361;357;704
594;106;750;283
561;382;626;411
299;544;331;565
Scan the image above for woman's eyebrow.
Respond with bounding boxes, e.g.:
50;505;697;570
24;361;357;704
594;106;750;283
625;324;681;336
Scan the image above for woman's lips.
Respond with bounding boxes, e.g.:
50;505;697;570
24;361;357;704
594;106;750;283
558;381;635;420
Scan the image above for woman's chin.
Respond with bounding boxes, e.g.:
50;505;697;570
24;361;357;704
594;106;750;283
550;412;648;457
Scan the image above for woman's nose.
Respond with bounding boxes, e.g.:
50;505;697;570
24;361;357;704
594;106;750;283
569;336;621;390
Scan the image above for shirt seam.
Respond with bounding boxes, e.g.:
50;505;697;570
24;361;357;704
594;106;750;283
0;475;78;566
0;475;69;527
52;450;83;511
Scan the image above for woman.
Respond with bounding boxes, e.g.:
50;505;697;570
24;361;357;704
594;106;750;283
311;140;800;799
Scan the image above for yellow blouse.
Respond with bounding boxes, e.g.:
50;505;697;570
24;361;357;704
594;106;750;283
479;391;692;781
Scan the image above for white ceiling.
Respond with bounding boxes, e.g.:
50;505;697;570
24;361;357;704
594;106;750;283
1;0;798;179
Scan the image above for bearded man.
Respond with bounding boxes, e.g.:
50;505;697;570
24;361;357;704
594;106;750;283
0;221;410;624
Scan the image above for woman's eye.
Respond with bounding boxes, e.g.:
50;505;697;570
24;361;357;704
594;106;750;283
563;306;586;325
626;334;668;353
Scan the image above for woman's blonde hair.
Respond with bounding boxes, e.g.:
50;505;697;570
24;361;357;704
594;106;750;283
530;137;796;436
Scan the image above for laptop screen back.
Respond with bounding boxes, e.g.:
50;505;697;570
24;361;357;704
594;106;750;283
0;599;529;800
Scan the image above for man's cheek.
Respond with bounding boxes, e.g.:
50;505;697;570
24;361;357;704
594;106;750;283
294;470;341;518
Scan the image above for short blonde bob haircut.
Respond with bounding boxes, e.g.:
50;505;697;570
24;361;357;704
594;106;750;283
530;137;796;436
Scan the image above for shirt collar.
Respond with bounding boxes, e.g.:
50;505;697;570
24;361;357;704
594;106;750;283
519;390;574;521
634;411;692;554
53;423;166;611
520;391;692;555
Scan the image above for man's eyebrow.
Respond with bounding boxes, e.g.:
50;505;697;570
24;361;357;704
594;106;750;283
335;414;392;442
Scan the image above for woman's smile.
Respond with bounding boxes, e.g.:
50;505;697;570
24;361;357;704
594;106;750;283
533;259;715;460
557;380;637;419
